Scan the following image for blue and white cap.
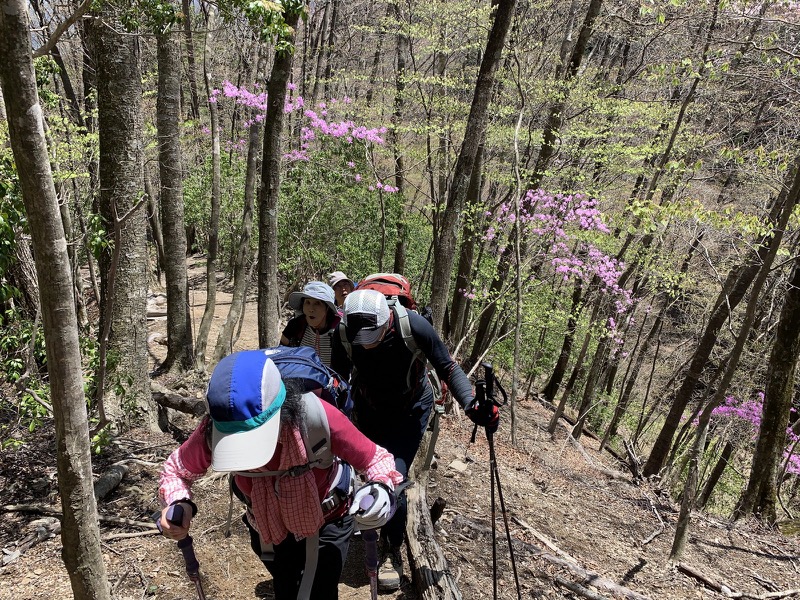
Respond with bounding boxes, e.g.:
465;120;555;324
207;350;286;472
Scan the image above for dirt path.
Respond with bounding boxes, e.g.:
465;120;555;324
2;260;799;599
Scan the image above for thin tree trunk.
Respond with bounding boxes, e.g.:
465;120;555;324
322;0;339;100
144;174;165;280
157;13;193;372
310;0;329;107
364;4;388;106
0;3;111;597
601;310;663;449
212;119;260;361
258;10;302;348
429;0;517;334
195;14;221;368
696;440;734;509
181;0;200;119
214;50;266;361
541;279;583;402
391;1;408;274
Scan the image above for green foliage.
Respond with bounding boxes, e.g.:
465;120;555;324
90;423;114;454
0;149;26;306
223;0;308;53
33;56;61;108
278;147;395;281
86;212;111;261
0;308;50;431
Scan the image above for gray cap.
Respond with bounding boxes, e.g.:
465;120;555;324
288;281;337;315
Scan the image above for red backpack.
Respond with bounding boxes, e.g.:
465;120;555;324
357;273;418;311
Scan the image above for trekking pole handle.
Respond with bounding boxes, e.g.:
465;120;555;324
155;504;200;577
482;362;494;401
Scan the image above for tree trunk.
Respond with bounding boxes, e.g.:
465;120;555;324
571;333;610;440
258;11;302;348
364;4;388;107
94;8;154;431
601;310;663;448
310;0;329;108
0;3;111;597
195;15;222;368
736;234;800;522
157;15;193;372
144;173;165;280
429;0;517;334
696;440;734;509
181;0;200;120
447;145;484;344
213;51;265;362
391;1;408;275
322;0;339;100
8;231;40;318
541;278;583;402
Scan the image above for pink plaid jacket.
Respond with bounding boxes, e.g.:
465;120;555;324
159;397;402;543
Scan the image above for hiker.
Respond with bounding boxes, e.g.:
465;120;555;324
157;349;403;600
332;288;499;591
328;271;355;308
280;281;340;367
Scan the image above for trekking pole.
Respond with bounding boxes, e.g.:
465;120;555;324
356;493;380;600
470;362;521;600
155;504;207;600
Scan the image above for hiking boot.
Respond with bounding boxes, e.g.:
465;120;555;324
378;545;403;591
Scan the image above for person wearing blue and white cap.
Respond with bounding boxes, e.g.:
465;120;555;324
157;349;403;599
281;281;340;367
332;289;491;591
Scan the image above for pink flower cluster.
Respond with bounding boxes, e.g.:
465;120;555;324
208;81;397;194
485;190;631;312
701;392;800;475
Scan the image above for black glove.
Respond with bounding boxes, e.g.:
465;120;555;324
466;402;499;434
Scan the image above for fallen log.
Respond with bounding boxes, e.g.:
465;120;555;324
557;420;631;482
1;504;156;529
94;463;129;502
535;394;626;465
405;416;462;599
675;562;800;599
151;380;207;416
406;482;463;599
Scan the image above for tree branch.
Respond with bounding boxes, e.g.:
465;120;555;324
32;0;92;59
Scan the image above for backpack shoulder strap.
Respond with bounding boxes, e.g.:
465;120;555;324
300;392;334;470
390;302;427;391
338;321;353;360
391;302;421;357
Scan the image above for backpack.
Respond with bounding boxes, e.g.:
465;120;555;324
264;345;351;413
357;273;418;311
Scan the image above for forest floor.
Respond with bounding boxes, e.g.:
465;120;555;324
1;258;800;599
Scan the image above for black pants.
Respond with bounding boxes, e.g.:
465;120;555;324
243;513;354;600
356;389;433;547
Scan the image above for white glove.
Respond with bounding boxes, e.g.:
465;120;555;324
349;482;395;530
